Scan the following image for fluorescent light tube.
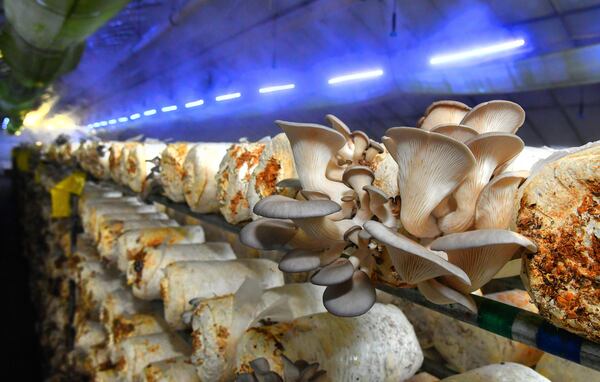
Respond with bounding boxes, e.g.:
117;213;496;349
143;109;157;116
185;99;205;108
429;38;525;65
161;105;178;112
118;117;129;123
259;83;295;94
130;113;141;120
328;69;384;85
109;119;117;125
99;121;108;127
215;92;241;102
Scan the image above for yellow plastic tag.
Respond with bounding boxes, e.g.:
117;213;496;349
50;171;87;217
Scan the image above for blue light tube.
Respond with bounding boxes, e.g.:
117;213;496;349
429;38;525;65
259;83;295;94
215;92;241;102
185;99;205;108
328;69;384;85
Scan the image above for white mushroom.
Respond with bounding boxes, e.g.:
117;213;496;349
475;171;529;229
417;100;471;131
364;221;470;285
439;132;524;234
430;229;537;293
460;100;525;134
276;121;351;204
383;127;476;238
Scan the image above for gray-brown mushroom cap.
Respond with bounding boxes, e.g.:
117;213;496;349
240;218;297;250
311;258;355;286
254;195;341;219
322;270;376;317
279;249;323;273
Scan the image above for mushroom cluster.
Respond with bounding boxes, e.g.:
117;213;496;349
242;100;538;316
236;356;326;382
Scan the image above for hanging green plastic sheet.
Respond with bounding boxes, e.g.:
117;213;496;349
3;0;131;51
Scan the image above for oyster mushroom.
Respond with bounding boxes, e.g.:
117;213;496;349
325;114;354;162
439;133;524;234
364;221;470;285
239;218;298;250
430;229;537;293
417;100;471;131
342;165;375;224
475;171;529;229
363;185;397;227
311;257;356;286
276;120;351;204
364;140;385;163
383;127;476;238
253;195;352;245
322;269;376;317
460;100;525;134
417;278;477;312
351;130;370;162
431;123;479;143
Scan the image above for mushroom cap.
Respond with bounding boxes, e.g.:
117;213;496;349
342;165;375;189
343;225;362;242
417;278;477;312
279;249;323;273
276;120;351;203
430;229;537;292
368;139;385;153
311;258;355;286
254;195;341;219
430;229;537;253
418;100;471;131
431;124;479;143
475;170;529;229
383;127;476;238
460;100;525;134
322;270;376;317
438;132;524;234
300;190;331;201
363;185;388;206
276;178;302;190
325;114;352;140
240;218;297;250
364;221;470;285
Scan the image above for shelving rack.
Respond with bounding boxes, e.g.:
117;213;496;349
17;155;600;374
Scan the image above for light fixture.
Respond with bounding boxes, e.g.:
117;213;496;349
328;69;384;85
215;92;241;102
2;117;9;130
109;119;117;125
118;117;129;123
429;38;525;65
143;109;157;116
161;105;178;112
99;121;108;127
130;113;141;120
259;83;295;94
185;99;204;108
